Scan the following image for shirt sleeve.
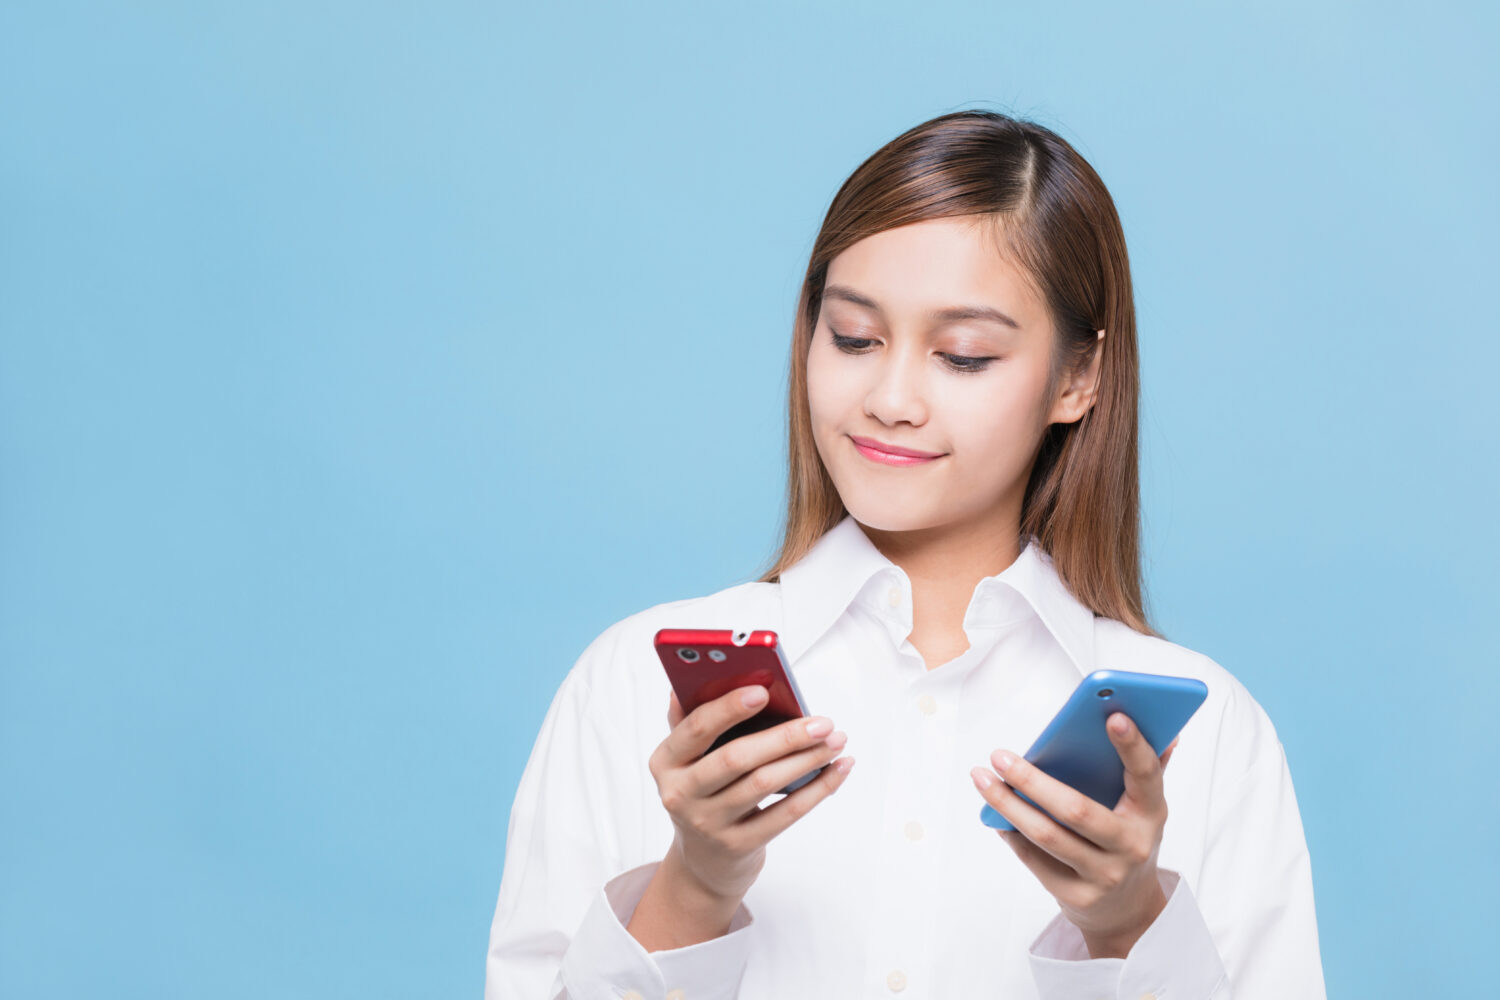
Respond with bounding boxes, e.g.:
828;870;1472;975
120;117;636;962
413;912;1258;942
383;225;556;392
1025;680;1328;999
562;860;755;1000
483;621;756;1000
1027;867;1229;998
1193;716;1327;998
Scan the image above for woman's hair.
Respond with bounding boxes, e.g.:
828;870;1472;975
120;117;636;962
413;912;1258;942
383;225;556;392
754;108;1160;638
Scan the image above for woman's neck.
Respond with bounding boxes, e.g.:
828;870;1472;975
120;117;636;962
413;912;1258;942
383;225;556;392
859;512;1024;671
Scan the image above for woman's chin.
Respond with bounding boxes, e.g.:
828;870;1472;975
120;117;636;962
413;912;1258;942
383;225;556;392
838;495;945;534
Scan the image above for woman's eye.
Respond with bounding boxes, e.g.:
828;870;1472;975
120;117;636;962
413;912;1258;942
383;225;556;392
831;329;995;373
941;353;995;373
831;331;876;353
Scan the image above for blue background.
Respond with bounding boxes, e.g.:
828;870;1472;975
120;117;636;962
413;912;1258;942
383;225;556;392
2;1;1494;996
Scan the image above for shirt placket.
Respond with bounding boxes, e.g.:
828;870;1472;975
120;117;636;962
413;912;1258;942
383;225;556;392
857;578;952;999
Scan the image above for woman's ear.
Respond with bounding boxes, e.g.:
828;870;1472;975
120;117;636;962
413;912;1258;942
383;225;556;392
1047;329;1105;425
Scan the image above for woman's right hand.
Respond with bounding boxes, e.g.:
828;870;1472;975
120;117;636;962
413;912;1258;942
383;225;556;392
647;684;855;905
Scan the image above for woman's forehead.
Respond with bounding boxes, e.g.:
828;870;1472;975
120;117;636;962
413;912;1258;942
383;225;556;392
824;220;1046;333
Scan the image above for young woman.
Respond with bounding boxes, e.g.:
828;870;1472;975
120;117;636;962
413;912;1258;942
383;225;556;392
485;110;1326;999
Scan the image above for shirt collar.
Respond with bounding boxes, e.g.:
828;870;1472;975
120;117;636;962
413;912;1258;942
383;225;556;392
777;514;1095;676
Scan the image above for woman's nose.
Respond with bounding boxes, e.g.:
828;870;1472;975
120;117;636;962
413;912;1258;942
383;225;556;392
863;351;929;426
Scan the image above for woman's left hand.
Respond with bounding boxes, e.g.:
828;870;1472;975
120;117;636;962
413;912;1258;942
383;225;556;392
970;711;1179;959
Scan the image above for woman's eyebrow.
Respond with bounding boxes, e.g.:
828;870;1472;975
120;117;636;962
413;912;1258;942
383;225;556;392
823;283;1021;330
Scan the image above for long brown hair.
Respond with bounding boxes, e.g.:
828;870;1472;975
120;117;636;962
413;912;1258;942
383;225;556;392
754;109;1161;638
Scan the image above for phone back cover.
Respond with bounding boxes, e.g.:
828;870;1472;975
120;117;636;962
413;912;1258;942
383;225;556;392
980;669;1207;830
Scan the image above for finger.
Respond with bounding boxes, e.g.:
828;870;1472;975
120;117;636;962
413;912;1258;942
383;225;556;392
1107;713;1166;813
988;749;1123;850
713;729;849;817
667;690;684;730
997;829;1084;898
734;753;855;845
689;712;839;798
1160;737;1179;771
662;684;770;766
972;764;1110;872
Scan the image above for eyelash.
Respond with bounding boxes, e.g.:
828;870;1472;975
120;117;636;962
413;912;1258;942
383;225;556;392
829;330;997;374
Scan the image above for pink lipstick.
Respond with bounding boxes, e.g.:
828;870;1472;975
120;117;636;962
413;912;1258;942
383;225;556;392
849;435;945;467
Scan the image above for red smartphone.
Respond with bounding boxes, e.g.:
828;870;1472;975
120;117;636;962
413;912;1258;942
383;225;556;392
653;627;824;795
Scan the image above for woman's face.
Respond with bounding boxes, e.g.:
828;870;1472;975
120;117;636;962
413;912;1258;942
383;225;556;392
806;215;1097;535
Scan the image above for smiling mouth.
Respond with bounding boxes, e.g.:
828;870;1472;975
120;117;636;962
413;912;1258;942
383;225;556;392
849;435;946;466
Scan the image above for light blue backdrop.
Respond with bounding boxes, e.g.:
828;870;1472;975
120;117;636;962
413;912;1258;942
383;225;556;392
2;1;1494;996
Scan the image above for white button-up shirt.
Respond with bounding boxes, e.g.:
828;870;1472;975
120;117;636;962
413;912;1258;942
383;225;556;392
485;515;1326;999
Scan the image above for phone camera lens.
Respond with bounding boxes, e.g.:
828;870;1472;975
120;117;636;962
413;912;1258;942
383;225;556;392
707;649;727;662
677;647;700;663
1097;688;1114;698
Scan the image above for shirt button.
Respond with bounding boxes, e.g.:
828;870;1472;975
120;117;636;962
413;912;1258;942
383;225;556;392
916;694;937;715
904;820;924;841
887;585;902;607
886;969;907;991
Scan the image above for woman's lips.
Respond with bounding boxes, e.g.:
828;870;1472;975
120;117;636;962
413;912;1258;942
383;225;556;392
849;435;945;466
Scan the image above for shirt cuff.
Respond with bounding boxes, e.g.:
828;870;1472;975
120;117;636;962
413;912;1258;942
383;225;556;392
1027;868;1228;999
559;860;754;1000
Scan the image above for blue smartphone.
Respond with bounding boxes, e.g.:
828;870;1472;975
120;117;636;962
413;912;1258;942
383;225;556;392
979;669;1208;831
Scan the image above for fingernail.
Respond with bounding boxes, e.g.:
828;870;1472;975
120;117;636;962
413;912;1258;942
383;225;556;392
993;750;1016;771
1110;714;1128;734
743;687;767;707
824;730;847;749
971;766;994;789
834;756;855;773
805;717;833;737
